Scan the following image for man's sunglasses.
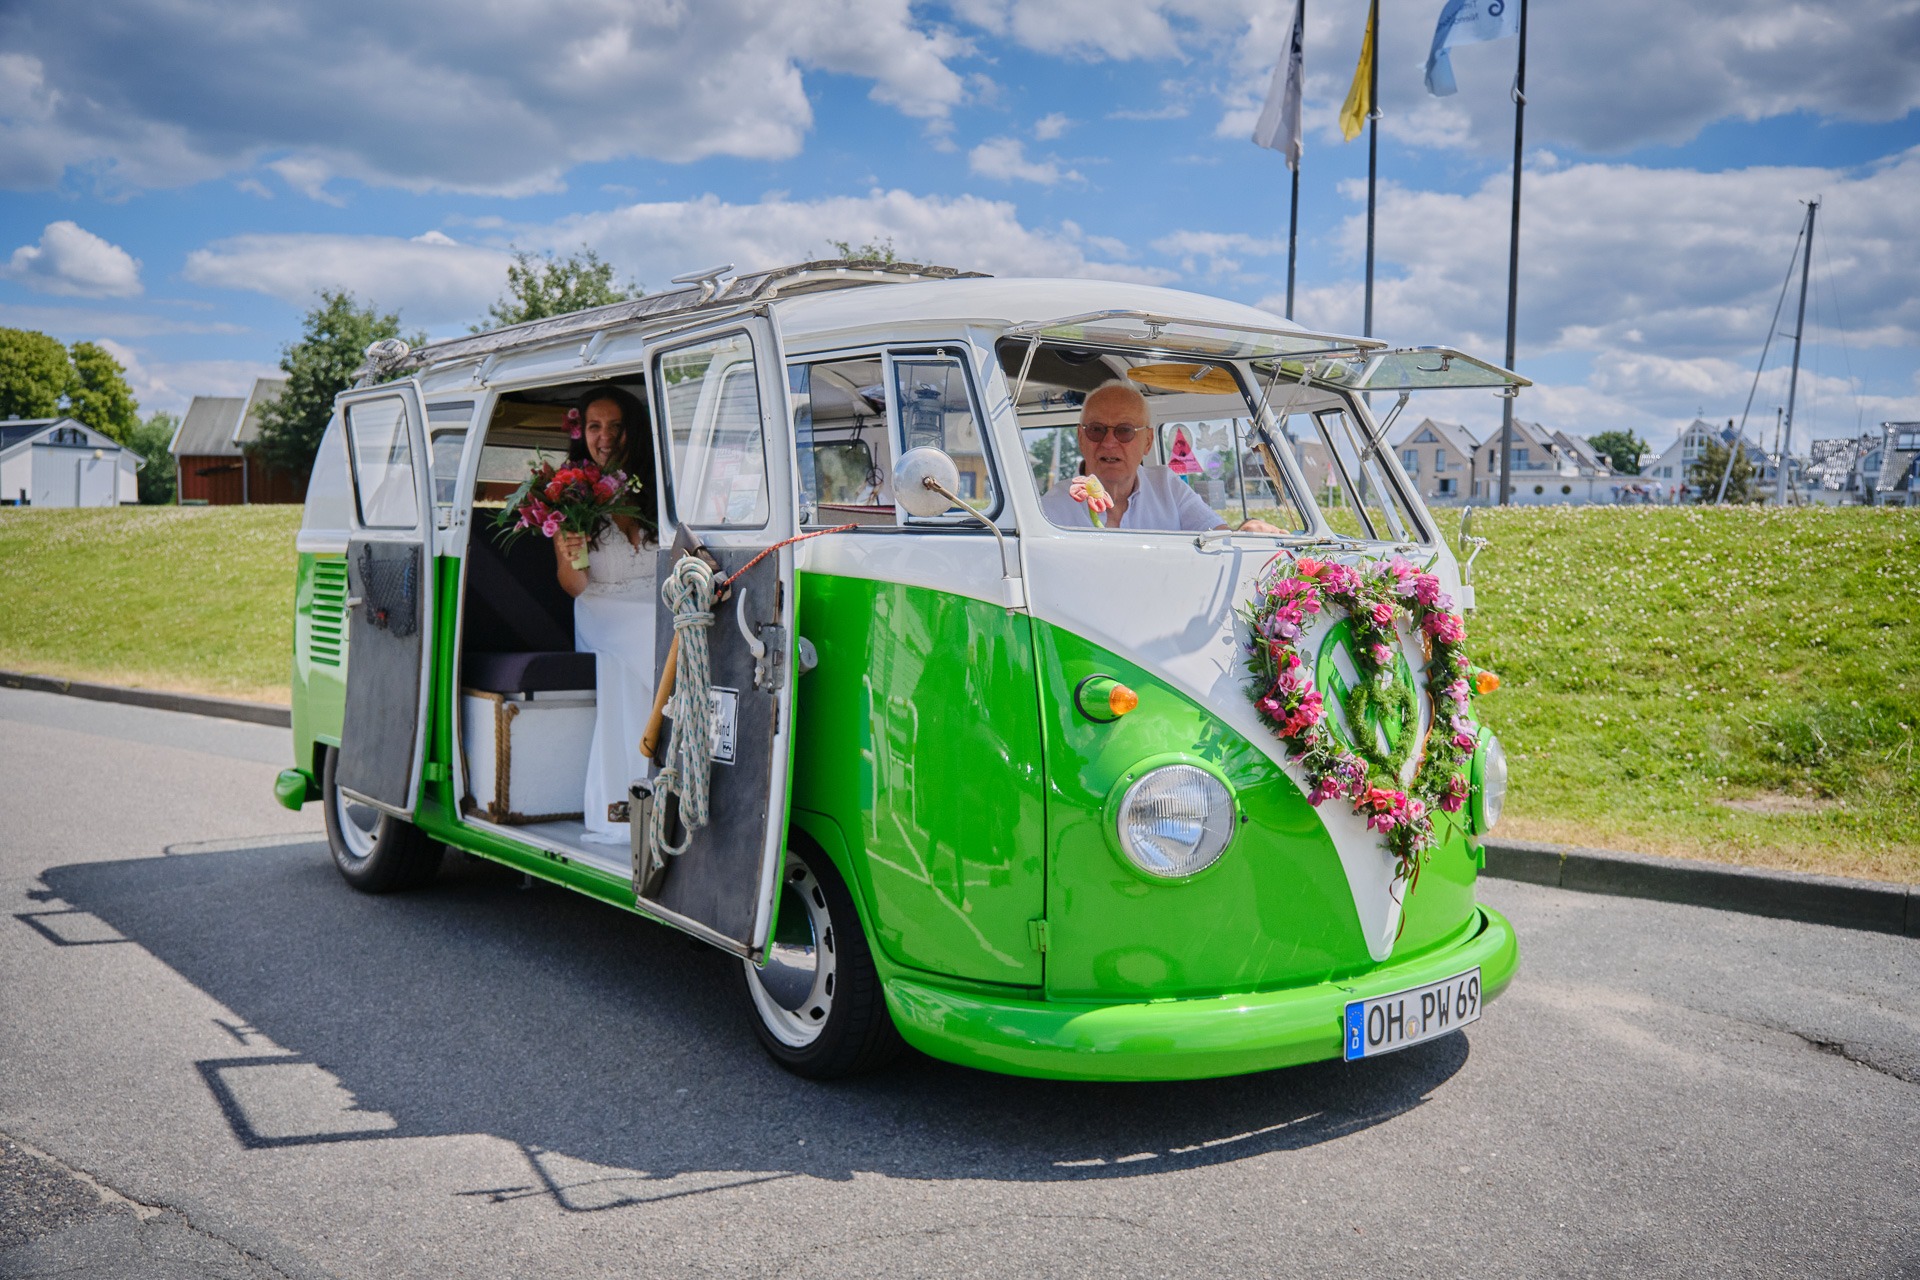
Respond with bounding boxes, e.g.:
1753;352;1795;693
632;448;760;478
1081;424;1145;443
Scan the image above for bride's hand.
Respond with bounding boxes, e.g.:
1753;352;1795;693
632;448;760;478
556;531;589;562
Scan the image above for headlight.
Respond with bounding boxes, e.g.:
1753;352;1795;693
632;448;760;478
1473;732;1507;833
1115;765;1235;879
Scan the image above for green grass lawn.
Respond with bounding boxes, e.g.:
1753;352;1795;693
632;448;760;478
2;502;1915;880
0;506;302;703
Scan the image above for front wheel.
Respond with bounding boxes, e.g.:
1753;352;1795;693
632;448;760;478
740;841;901;1079
320;746;442;893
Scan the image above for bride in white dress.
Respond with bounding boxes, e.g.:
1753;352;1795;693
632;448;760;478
553;386;657;845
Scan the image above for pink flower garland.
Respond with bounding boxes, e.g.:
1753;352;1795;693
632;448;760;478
1242;553;1480;884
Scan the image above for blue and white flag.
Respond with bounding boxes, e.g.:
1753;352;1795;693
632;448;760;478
1252;0;1306;170
1424;0;1521;97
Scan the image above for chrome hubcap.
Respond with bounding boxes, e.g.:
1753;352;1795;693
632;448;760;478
333;786;381;862
744;859;836;1048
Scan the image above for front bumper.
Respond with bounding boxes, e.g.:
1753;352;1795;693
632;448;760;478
884;905;1519;1081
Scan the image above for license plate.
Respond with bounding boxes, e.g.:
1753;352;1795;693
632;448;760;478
1344;967;1481;1061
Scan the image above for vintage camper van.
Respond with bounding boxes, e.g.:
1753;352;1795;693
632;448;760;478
277;259;1522;1080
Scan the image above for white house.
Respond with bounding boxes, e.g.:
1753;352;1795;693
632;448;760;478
0;417;141;507
1469;419;1620;504
1389;418;1479;504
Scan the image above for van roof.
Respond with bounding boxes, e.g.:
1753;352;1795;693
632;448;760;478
388;259;1327;383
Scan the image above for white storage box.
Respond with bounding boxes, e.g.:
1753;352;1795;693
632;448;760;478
462;689;595;824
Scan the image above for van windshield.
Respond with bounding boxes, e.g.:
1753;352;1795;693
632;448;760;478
1001;339;1426;544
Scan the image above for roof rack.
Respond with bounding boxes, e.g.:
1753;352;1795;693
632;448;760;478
376;258;989;383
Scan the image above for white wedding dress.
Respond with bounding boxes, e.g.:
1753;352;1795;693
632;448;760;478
574;525;658;845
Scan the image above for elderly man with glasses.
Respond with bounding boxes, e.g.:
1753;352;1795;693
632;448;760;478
1041;379;1283;533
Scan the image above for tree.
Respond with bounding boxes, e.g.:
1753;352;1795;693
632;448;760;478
479;248;635;331
828;237;900;263
128;411;178;505
66;341;142;444
251;291;412;478
1691;438;1756;503
0;327;73;421
1588;429;1648;476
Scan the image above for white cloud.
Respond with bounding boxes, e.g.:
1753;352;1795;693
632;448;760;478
1152;230;1285;278
179;191;1170;335
967;136;1082;185
4;220;142;297
1033;112;1072;140
92;339;280;417
0;0;974;195
0;302;244;339
1252;149;1920;446
183;232;515;328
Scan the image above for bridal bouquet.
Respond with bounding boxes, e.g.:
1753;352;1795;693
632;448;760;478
494;456;649;570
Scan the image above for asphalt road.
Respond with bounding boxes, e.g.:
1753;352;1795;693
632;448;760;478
1;685;1915;1279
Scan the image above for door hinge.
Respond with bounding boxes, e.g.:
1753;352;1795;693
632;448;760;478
423;761;449;784
1027;919;1050;953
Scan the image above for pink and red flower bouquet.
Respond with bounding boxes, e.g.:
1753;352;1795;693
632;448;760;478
493;455;649;570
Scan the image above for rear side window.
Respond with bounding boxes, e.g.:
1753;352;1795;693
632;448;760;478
658;332;770;528
344;397;418;528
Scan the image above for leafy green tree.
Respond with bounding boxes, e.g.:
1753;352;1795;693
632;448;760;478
479;248;635;331
0;327;74;421
250;291;412;478
128;411;178;505
1588;429;1648;476
66;341;142;444
1691;438;1756;503
828;237;900;263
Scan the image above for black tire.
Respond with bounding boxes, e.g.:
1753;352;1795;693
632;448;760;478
320;746;443;893
740;839;902;1079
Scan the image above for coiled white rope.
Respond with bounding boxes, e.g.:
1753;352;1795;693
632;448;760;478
649;554;717;863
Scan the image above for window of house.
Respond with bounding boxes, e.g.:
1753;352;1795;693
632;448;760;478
1897;430;1920;451
1438;477;1457;496
1514;447;1530;467
1402;448;1419;472
1434;448;1446;472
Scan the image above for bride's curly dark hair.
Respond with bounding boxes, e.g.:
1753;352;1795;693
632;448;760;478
568;383;657;527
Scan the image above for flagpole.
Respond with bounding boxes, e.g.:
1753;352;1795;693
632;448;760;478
1494;0;1528;506
1362;0;1380;338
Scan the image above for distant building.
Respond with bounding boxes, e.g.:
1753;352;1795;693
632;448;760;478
1470;420;1616;504
1645;419;1770;499
169;376;303;505
1388;417;1479;504
0;417;142;506
1857;422;1920;506
1808;436;1871;491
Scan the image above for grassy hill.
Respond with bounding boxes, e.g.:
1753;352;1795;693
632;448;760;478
1;503;1914;879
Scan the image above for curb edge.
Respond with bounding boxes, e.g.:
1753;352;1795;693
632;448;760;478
1;670;291;729
1482;837;1919;939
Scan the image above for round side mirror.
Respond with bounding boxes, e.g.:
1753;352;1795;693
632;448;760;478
894;447;961;518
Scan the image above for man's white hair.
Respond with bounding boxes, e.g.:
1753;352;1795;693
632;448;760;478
1080;378;1150;425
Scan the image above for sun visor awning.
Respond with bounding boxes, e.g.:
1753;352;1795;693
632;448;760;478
1270;346;1531;391
1002;310;1381;362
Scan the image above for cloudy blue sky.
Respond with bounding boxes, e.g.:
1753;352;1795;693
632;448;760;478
3;0;1918;451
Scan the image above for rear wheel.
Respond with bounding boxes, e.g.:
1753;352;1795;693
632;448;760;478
320;746;442;893
741;841;901;1079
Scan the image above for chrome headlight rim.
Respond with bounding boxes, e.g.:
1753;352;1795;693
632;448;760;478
1104;756;1240;884
1471;730;1507;834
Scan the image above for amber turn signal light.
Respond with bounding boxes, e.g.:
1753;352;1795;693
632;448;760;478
1075;674;1138;723
1473;668;1501;695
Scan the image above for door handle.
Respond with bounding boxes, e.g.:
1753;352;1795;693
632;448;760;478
344;596;364;610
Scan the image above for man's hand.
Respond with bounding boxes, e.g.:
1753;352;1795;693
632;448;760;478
1237;518;1283;534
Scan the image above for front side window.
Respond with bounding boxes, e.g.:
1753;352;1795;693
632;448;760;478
658;332;769;528
1313;407;1422;543
791;355;894;525
345;396;419;528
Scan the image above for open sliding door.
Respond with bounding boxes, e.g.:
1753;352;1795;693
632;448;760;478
334;383;435;819
641;315;798;961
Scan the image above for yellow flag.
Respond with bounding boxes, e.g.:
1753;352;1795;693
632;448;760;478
1339;8;1375;142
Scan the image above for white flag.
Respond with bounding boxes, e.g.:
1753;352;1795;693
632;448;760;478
1252;0;1305;171
1424;0;1521;97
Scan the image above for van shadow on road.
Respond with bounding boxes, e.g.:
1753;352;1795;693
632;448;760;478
33;841;1469;1206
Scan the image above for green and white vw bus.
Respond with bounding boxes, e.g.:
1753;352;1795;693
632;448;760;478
277;259;1522;1081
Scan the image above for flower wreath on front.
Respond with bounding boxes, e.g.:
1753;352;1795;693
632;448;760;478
1241;553;1478;885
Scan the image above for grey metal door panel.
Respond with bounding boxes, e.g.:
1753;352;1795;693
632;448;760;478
642;545;787;948
337;539;426;814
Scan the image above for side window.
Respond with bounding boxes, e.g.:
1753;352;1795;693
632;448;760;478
425;401;473;513
344;397;419;528
792;355;893;525
890;354;996;515
1313;406;1424;543
658;332;769;528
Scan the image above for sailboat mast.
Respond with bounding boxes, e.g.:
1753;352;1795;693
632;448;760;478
1777;199;1818;504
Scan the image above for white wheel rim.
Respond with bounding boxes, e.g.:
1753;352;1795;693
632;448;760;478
333;785;380;862
744;860;837;1049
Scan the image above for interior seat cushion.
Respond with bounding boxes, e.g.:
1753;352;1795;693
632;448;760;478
465;650;597;694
